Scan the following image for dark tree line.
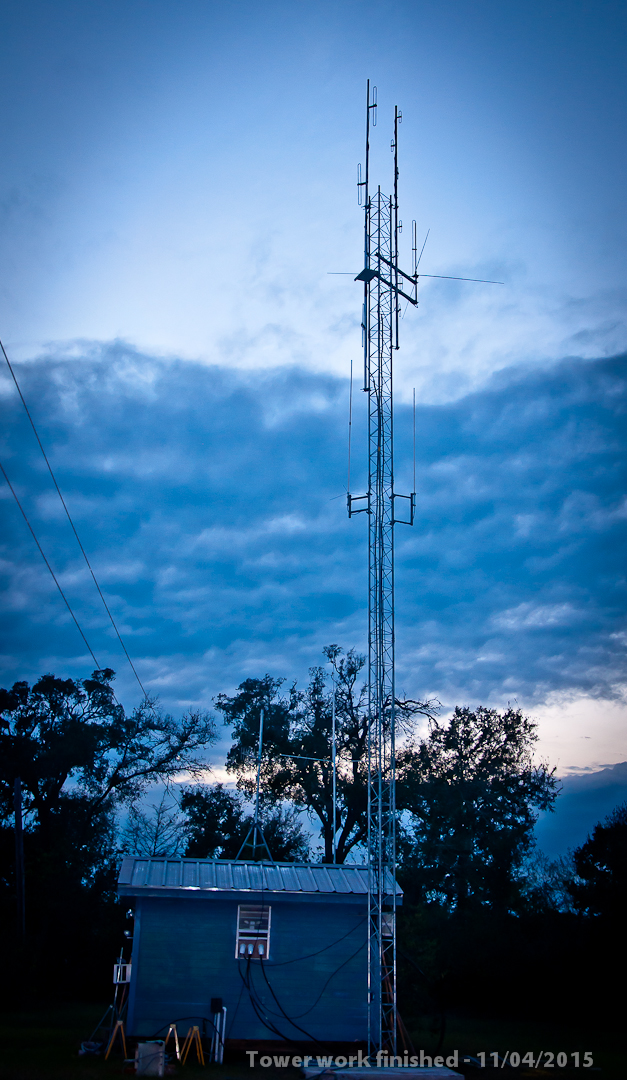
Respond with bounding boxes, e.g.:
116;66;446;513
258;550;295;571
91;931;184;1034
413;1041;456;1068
1;650;625;1026
0;668;215;1003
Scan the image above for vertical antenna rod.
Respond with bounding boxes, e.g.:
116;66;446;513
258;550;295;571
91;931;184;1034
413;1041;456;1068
331;668;337;863
253;708;264;844
349;85;417;1058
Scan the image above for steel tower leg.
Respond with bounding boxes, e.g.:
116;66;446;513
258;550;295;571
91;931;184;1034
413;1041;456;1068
367;186;397;1057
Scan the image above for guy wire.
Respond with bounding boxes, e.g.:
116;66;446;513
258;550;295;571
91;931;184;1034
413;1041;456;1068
1;337;149;700
413;387;416;496
1;458;134;716
347;355;353;494
268;915;365;965
0;459;101;671
262;937;366;1022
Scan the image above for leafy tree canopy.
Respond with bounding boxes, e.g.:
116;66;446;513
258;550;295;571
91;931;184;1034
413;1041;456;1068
569;801;627;920
0;668;216;834
397;706;559;912
217;646;434;862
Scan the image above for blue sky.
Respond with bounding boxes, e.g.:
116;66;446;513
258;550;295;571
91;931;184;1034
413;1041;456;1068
1;2;626;838
2;1;627;388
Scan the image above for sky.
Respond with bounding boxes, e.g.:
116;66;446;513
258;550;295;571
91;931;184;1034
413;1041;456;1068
1;1;626;848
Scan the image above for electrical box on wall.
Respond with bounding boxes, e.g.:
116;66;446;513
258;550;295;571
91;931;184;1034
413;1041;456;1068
236;904;270;958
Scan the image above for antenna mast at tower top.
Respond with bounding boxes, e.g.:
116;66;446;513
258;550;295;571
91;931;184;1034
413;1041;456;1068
349;81;417;1059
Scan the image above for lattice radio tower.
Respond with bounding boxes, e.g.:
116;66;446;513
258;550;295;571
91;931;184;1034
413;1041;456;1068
347;82;419;1059
346;83;502;1056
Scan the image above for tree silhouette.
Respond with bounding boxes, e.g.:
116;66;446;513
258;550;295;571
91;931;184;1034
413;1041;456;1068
397;706;559;911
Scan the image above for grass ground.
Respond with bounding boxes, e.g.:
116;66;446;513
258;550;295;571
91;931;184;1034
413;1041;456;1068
406;1014;623;1076
0;1005;622;1080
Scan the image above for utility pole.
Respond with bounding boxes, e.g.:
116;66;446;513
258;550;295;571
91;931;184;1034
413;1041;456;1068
349;82;417;1058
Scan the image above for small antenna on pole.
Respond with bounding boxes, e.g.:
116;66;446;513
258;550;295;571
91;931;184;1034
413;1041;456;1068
362;81;377;391
394;105;400;350
347;355;353;497
365;81;372;207
413;388;416;521
412;221;417;276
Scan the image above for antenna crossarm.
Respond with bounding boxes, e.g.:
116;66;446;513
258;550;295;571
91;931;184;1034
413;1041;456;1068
392;491;416;526
349;490;415;525
374;250;416;288
347;492;370;517
379;273;417;306
355;266;417;306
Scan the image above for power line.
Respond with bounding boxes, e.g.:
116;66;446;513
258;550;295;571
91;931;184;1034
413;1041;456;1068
268;915;365;966
262;938;366;1021
1;337;149;699
237;957;290;1041
257;957;319;1041
0;459;102;670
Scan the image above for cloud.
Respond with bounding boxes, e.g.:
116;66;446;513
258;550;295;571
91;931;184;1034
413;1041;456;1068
492;602;580;630
1;345;625;745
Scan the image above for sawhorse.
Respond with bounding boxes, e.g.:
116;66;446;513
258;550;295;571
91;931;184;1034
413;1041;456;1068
164;1023;181;1061
104;1019;127;1060
180;1025;204;1065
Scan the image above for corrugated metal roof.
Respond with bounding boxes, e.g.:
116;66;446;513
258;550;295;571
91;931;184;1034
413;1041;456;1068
117;857;401;897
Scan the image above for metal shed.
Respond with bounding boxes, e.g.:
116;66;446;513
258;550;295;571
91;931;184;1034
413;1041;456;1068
118;857;402;1045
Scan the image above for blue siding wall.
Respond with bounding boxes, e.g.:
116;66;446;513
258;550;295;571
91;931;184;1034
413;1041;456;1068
129;895;367;1042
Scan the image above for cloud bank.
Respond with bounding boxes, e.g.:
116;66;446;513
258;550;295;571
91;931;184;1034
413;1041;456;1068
1;347;625;745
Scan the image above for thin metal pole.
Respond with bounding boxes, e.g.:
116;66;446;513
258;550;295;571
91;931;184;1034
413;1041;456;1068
253;708;264;858
412;220;417;276
14;777;25;940
365;81;371;236
348;355;353;495
413;387;416;496
394;106;399;351
363;80;371;392
331;668;337;863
